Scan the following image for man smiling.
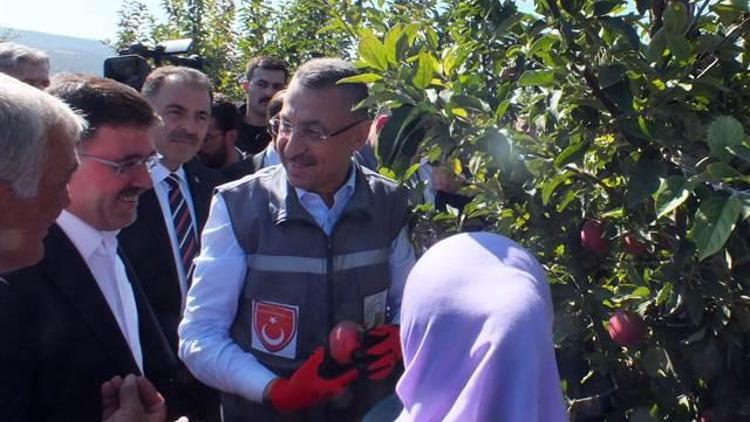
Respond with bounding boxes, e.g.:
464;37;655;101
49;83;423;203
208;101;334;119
180;58;415;421
0;74;177;422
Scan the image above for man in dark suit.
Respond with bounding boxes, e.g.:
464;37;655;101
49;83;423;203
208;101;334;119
118;66;222;420
0;74;177;422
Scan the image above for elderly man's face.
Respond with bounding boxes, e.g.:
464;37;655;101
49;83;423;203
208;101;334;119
9;60;50;90
0;130;78;271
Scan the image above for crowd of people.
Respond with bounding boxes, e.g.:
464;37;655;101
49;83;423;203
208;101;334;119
0;40;567;422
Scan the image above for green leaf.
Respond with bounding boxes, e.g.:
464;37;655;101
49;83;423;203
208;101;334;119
528;34;559;58
706;162;742;179
656;283;673;306
442;45;459;77
383;25;402;66
599;17;641;50
358;29;388;71
542;171;574;206
518;70;555;87
666;33;692;62
412;51;435;89
688;195;743;261
627;155;665;208
725;144;750;164
664;1;689;34
707;115;745;161
739;195;750;220
654;176;692;219
647;29;667;64
594;0;623;16
337;73;383;84
495;100;511;120
631;286;651;298
554;141;590;168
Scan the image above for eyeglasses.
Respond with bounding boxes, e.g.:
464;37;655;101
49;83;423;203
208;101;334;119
268;118;367;143
78;152;162;175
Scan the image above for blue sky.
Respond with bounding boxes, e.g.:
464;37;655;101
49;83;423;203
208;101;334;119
1;0;536;41
0;0;165;40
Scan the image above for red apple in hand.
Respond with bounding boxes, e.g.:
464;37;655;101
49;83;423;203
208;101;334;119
581;219;609;256
607;310;646;348
622;233;647;256
328;321;363;365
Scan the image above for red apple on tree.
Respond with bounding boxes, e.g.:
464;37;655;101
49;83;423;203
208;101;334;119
622;233;647;256
607;310;646;348
328;320;363;365
581;219;609;256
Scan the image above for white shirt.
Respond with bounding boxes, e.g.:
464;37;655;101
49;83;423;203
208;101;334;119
150;163;199;306
179;166;416;403
57;210;143;372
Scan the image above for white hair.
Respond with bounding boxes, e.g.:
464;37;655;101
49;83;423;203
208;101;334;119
0;73;86;197
0;42;49;75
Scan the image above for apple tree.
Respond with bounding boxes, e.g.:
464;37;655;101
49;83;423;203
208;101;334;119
332;0;750;419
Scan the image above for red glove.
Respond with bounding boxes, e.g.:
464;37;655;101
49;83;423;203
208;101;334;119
268;347;358;413
361;324;402;380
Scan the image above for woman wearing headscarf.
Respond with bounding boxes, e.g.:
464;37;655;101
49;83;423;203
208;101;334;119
395;232;568;422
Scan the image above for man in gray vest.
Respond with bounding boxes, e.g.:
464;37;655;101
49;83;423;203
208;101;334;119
179;58;415;421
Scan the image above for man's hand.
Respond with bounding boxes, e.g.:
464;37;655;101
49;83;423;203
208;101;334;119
358;324;402;380
101;374;169;422
268;347;358;413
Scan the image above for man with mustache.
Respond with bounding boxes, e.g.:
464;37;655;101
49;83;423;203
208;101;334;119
118;65;222;421
180;58;415;421
236;56;287;154
0;74;178;422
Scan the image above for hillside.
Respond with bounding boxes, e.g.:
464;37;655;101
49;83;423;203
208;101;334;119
1;28;115;76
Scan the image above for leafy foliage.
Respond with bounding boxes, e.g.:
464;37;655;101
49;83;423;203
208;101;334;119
112;0;750;419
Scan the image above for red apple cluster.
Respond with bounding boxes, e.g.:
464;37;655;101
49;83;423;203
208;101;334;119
580;219;648;257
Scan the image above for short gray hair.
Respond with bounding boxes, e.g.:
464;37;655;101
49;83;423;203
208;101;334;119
141;65;212;101
290;58;369;118
0;42;49;75
0;73;86;197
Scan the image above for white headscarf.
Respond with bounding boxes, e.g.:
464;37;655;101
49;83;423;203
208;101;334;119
396;232;568;422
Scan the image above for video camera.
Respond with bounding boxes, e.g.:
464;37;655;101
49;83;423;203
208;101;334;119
104;38;203;90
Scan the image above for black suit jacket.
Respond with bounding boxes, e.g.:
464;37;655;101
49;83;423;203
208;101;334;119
118;159;222;352
0;225;176;422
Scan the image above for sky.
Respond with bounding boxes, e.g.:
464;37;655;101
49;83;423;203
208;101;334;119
0;0;165;41
1;0;537;41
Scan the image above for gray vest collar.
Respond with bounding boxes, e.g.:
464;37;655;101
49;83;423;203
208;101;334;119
267;163;375;226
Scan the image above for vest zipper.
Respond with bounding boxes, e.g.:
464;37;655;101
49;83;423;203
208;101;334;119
326;236;335;331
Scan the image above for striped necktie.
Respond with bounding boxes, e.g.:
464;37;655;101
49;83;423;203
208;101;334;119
164;173;198;282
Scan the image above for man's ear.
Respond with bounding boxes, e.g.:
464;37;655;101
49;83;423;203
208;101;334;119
350;119;371;152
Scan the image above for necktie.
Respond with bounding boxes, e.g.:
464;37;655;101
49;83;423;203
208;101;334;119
164;173;198;282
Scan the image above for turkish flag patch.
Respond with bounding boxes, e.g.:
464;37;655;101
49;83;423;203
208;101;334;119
251;300;299;359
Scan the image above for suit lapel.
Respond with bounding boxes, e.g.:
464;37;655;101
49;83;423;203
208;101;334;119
119;251;177;379
43;225;140;374
184;159;217;229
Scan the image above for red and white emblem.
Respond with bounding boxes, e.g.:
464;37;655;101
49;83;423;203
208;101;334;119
251;300;298;358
